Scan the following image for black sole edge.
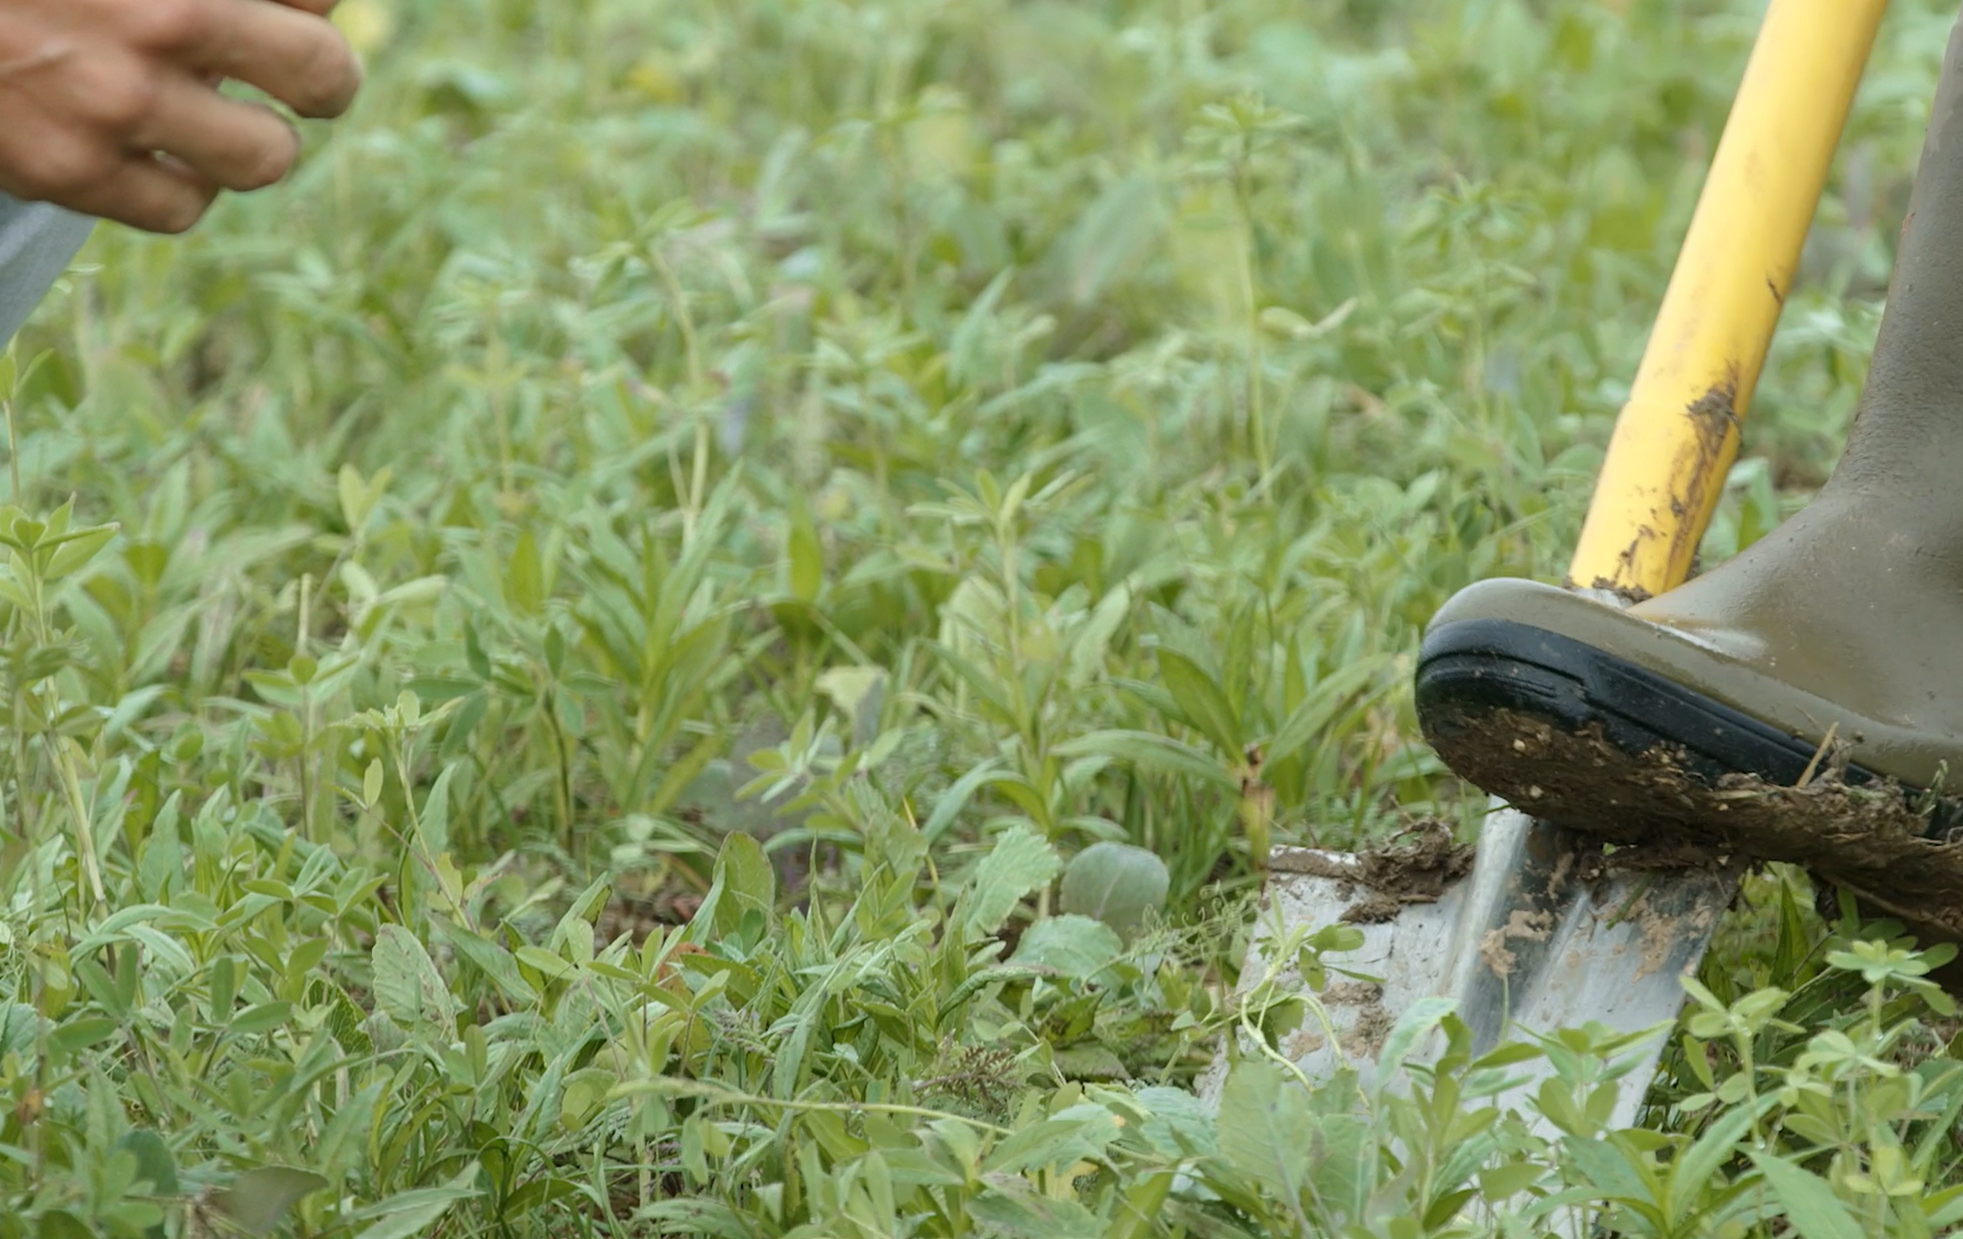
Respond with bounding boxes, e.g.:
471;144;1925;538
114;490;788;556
1414;618;1960;839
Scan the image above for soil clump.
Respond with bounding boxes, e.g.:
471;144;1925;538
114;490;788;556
1431;708;1963;947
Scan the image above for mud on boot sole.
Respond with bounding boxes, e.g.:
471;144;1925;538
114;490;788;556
1415;619;1963;944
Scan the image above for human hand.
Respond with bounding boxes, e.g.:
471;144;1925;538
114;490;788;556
0;0;362;233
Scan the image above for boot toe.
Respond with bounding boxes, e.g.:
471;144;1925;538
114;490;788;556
1414;577;1963;868
1418;577;1963;797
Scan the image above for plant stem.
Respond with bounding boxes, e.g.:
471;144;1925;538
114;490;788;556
298;573;314;843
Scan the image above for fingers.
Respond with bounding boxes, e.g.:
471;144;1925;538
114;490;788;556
160;0;362;119
138;72;298;191
63;156;219;235
0;0;365;233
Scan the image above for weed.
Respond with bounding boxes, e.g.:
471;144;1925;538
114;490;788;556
0;0;1958;1234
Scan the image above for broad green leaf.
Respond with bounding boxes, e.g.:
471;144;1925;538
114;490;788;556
1264;659;1390;768
1217;1062;1313;1203
1106;1169;1174;1239
371;924;461;1032
1479;1162;1544;1201
1133;1087;1218;1159
508;527;545;614
711;832;775;938
1155;648;1241;755
40;1211;95;1239
1561;1134;1653;1204
416;763;458;858
42;524;117;581
515;944;577;981
1669;1098;1765;1222
445;925;539;1003
1375;996;1454;1085
231;1002;294;1035
631;1198;753;1238
1053;731;1238;790
48;1017;120;1056
320;984;373;1056
786;503;823;602
212;1167;329;1237
1747;1151;1865;1239
1926;1184;1963;1229
1060;842;1168;938
114;1130;177;1195
1065;584;1131;688
0;1003;44;1056
1312;1113;1374;1218
1057;171;1166;304
347;1166;482;1239
1010;915;1123;979
337;463;392;535
969;1174;1102;1239
963;824;1061;937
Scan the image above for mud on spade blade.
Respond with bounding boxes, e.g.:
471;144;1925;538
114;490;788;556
1199;806;1741;1136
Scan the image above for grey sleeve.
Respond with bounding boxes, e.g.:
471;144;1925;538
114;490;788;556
0;193;94;349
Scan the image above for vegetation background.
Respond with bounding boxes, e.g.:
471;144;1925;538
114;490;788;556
1;0;1961;1234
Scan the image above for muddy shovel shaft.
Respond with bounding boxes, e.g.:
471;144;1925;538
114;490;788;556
1568;0;1887;598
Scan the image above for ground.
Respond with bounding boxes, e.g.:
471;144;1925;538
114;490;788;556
0;0;1961;1235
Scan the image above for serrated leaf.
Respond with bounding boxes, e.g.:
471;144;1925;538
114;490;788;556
371;924;460;1032
0;1003;44;1055
1059;842;1168;938
964;824;1061;936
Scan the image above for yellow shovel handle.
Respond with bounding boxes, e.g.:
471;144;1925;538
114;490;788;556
1568;0;1889;598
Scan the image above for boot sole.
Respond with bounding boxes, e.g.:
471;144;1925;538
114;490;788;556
1415;618;1955;840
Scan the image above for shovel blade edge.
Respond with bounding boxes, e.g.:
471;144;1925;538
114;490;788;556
1200;807;1740;1134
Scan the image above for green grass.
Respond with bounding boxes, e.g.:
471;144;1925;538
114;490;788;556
3;0;1963;1234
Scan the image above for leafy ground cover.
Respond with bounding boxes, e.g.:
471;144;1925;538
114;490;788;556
3;0;1963;1234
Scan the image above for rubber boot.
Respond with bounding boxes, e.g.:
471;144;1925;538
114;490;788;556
1415;10;1963;928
